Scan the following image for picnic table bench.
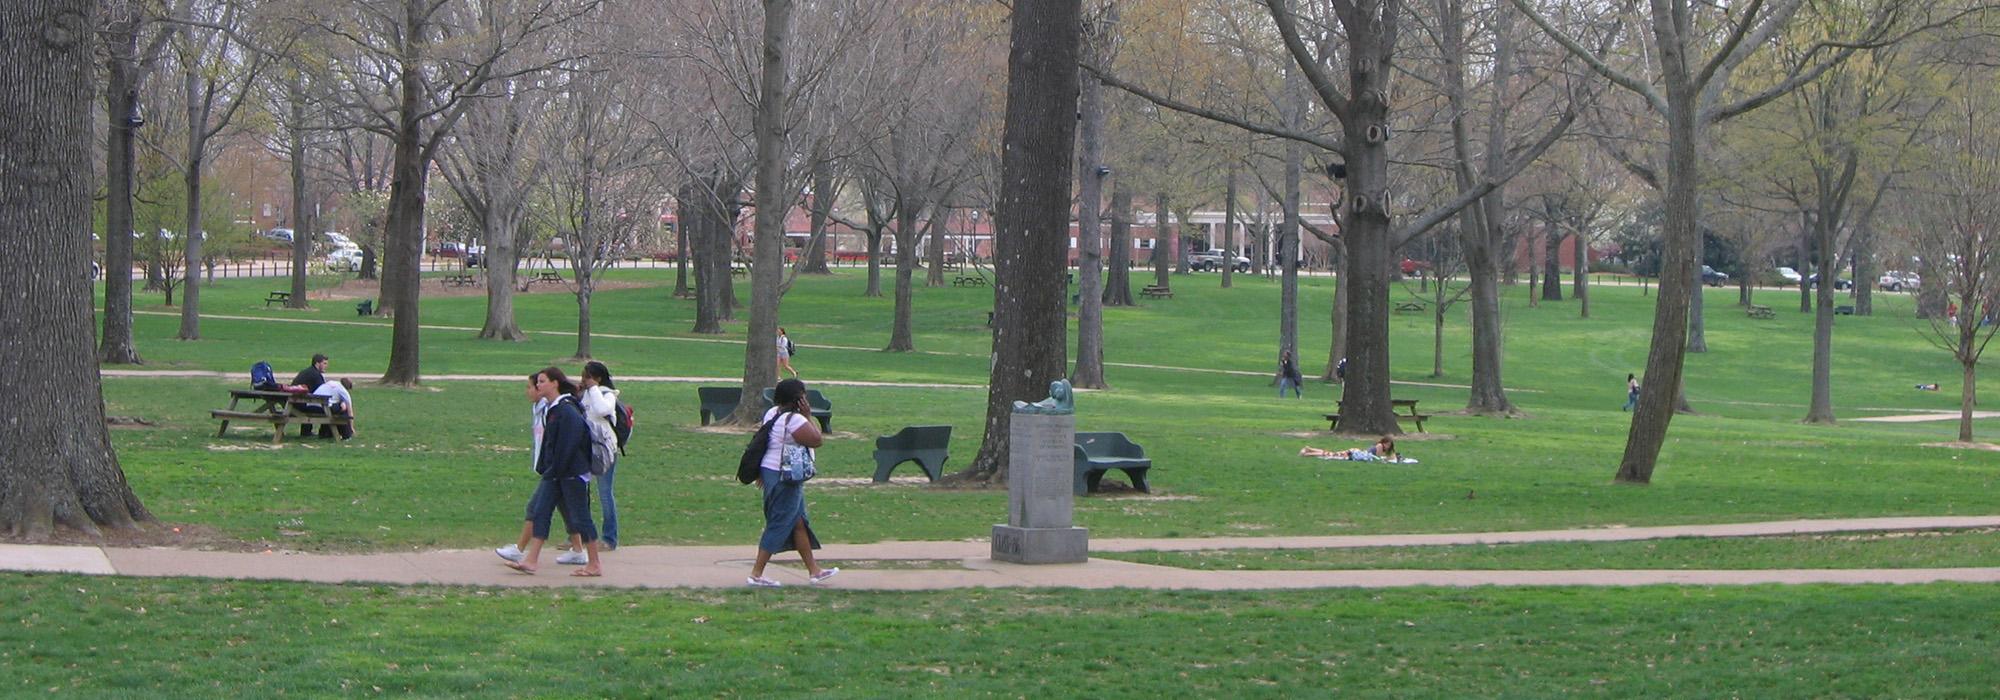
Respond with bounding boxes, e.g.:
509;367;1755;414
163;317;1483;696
872;425;952;482
697;386;742;425
1074;432;1152;495
953;275;987;287
1140;284;1174;299
441;273;479;287
211;389;351;444
1395;300;1428;313
761;387;833;432
731;262;750;276
532;271;564;284
264;291;291;307
1747;304;1775;319
1325;399;1430;433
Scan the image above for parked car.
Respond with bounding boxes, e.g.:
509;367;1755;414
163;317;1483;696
1189;248;1251;272
261;228;294;245
464;244;486;268
1878;271;1920;292
1806;273;1853;290
1775;266;1803;286
1701;265;1729;287
325;247;362;272
431;241;465;258
321;231;356;251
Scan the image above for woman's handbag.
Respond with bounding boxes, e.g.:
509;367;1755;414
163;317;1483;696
778;418;817;483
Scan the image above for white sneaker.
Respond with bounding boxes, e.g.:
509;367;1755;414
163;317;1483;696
556;550;588;566
809;567;841;584
747;576;782;588
494;545;524;563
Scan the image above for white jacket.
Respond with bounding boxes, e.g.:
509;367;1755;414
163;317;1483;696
579;385;621;461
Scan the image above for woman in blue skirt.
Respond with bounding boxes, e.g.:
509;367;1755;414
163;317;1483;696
747;379;837;587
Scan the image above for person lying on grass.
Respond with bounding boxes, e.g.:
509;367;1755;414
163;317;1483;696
1301;436;1401;462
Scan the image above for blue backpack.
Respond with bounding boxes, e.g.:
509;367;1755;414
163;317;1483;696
250;361;278;390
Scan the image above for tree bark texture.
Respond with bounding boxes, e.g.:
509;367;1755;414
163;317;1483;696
1071;61;1109;389
1222;166;1237;289
2;0;154;537
285;77;313;309
1330;11;1402;436
888;201;924;352
959;0;1080;484
804;157;834;274
177;65;207;341
728;0;794;425
1323;237;1348;382
1573;231;1589;318
1153;194;1171;290
1540;232;1563;301
98;22;146;365
1103;184;1134;306
378;1;431;386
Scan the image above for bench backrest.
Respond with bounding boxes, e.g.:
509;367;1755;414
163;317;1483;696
759;387;832;411
1075;431;1143;459
877;425;951;450
697;387;742;408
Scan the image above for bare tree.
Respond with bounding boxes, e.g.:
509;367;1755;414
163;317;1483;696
98;0;187;364
3;0;155;537
954;0;1081;484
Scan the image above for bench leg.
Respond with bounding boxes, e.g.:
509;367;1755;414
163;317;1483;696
816;416;830;433
700;410;712;426
271;422;285;445
1086;470;1106;493
921;456;945;482
217;420;231;438
872;457;897;483
1126;467;1151;493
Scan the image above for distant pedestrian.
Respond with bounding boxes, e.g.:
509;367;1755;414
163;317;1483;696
1623;373;1641;412
1277;350;1304;398
776;327;800;378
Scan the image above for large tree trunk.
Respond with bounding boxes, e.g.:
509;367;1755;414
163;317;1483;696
1960;358;1976;443
99;28;145;365
1071;57;1109;389
673;201;691;298
1446;0;1514;414
1540;232;1563;301
925;205;947;288
1103;185;1134;306
956;0;1079;484
1323;238;1347;382
1805;272;1836;423
378;63;429;386
1153;194;1171;290
1616;49;1703;484
888;201;923;352
1331;23;1401;436
1573;229;1589;318
804;156;834;274
177;66;206;341
285;76;312;309
478;204;527;340
687;178;736;334
727;0;794;425
863;228;885;296
1278;113;1302;372
2;0;154;537
1221;166;1237;289
1687;232;1708;353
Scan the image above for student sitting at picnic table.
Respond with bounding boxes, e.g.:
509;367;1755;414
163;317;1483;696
288;353;331;437
1301;436;1402;462
303;377;356;441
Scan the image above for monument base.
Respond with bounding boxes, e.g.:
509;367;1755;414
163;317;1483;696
991;524;1089;564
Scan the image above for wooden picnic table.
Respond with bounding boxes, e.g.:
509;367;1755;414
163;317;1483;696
1326;398;1429;432
211;389;349;444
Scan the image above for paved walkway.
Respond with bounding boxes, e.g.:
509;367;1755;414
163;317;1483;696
5;516;1999;591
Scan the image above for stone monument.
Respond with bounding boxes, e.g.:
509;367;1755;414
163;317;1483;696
992;379;1088;564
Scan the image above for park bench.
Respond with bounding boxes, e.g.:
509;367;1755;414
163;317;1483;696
210;389;351;445
355;300;374;316
871;425;952;482
264;291;291;307
442;273;479;287
697;386;742;426
1395;300;1428;313
953;275;987;287
1325;399;1429;433
731;262;750;276
532;271;563;284
1747;304;1775;319
1140;285;1174;299
1073;431;1152;495
760;387;833;432
1836;305;1855;316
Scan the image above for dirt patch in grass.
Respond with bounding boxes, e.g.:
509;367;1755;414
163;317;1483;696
1922;441;2000;451
12;521;263;552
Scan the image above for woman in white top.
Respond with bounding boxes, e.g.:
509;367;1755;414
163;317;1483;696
775;327;799;378
747;378;835;587
578;361;622;550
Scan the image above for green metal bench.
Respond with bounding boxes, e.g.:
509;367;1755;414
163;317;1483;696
871;425;952;482
760;387;832;431
697;386;742;425
1074;432;1152;495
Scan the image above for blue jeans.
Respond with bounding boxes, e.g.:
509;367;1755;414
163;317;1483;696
1278;378;1302;398
596;462;618;548
527;477;597;543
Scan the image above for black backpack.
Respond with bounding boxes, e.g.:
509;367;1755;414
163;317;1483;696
736;415;779;484
610;401;634;455
787;338;797;356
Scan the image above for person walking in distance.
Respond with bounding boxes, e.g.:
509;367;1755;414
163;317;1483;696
776;327;800;378
1623;373;1641;412
1278;350;1304;398
746;378;836;587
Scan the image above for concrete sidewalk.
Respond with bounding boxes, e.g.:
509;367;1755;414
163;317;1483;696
5;516;2000;591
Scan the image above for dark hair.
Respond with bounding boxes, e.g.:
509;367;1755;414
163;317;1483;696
537;366;578;396
773;378;807;410
338;377;354;390
583;361;615;389
312;353;329;365
1627;373;1636;381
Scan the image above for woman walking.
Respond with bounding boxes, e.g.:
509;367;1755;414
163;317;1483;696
1278;350;1304;398
747;378;837;587
504;367;604;577
579;361;622;550
1623;373;1641;412
776;327;800;378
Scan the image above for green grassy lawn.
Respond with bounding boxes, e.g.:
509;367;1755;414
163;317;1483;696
42;268;2000;695
1100;528;2000;570
7;574;2000;697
